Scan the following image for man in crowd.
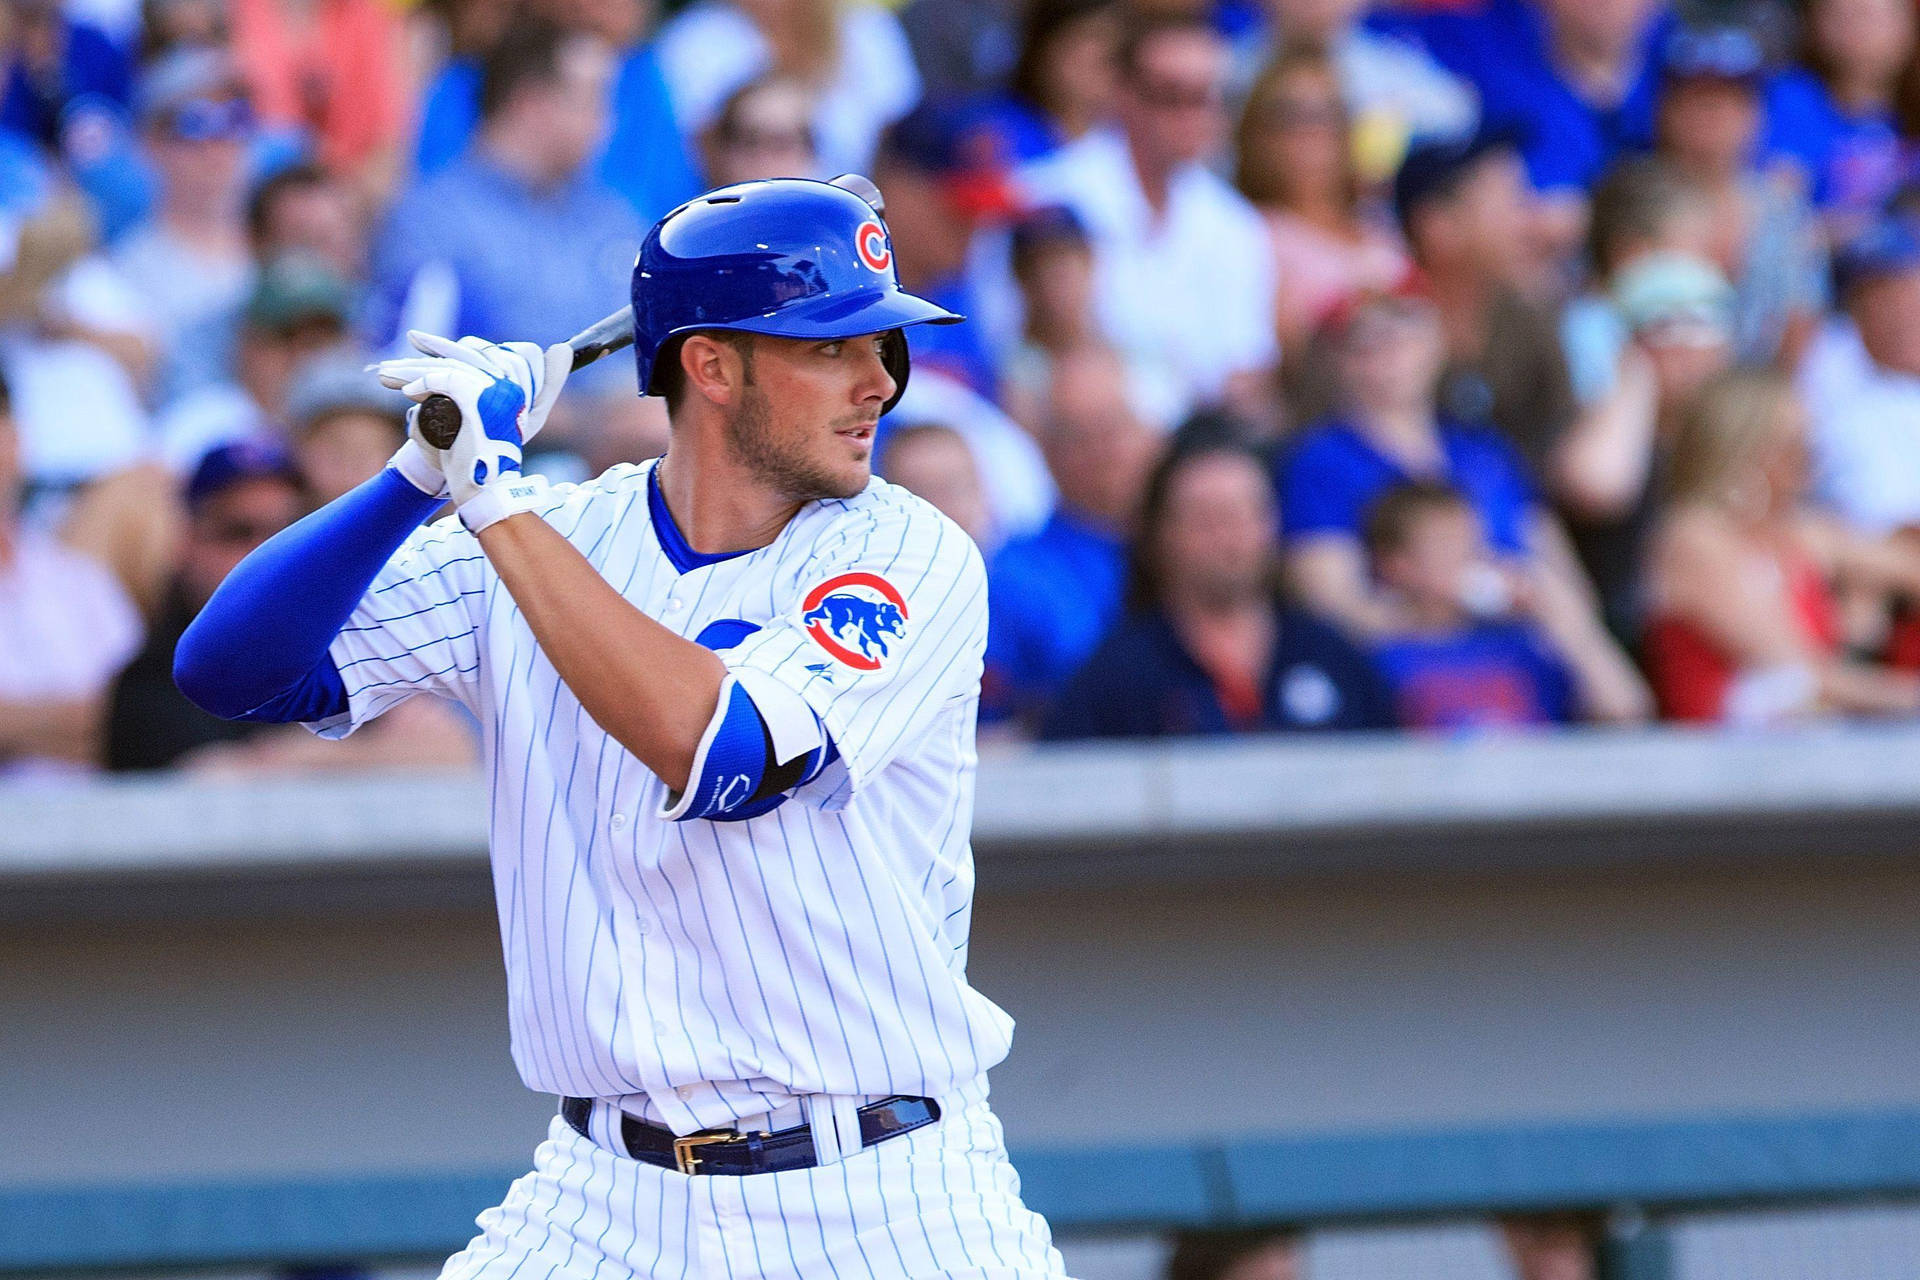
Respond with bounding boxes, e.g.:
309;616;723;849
112;47;257;402
247;163;369;286
371;16;654;467
411;0;698;222
872;100;1018;400
105;439;306;770
1020;11;1277;425
1797;214;1920;537
157;251;359;468
986;344;1159;727
1045;439;1393;739
0;370;143;775
1381;0;1671;212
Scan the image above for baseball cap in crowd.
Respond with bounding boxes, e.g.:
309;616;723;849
876;101;1020;221
1612;251;1736;341
1316;266;1436;341
1661;25;1767;87
1391;126;1525;230
139;48;254;140
245;252;356;334
185;436;302;510
284;350;407;434
1009;204;1088;264
1832;215;1920;298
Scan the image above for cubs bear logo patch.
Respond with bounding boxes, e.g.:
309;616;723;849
801;571;909;671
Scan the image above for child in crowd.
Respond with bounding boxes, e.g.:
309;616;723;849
1364;482;1573;729
1365;481;1632;730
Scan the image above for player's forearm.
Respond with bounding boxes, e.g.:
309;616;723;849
477;512;725;791
175;467;441;719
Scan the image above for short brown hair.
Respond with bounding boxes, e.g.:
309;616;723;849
654;331;756;414
1363;480;1472;558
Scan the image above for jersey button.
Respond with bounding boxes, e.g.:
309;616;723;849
653;1020;670;1036
610;813;627;831
665;597;685;614
636;916;652;936
677;1086;695;1100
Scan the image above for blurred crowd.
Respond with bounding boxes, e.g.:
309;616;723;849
11;0;1920;775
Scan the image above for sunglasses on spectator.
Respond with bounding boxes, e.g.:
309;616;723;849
166;96;254;142
1132;78;1225;111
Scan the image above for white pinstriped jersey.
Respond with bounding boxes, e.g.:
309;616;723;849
311;458;1015;1135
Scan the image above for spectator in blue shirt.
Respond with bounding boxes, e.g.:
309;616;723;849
985;344;1160;727
1280;281;1655;717
1364;480;1638;730
1381;0;1671;224
370;17;653;468
1761;0;1917;228
0;1;131;148
411;2;698;226
1043;439;1394;740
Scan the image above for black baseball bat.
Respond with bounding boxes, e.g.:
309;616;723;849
413;174;886;451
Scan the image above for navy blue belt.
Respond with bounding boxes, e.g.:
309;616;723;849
560;1095;940;1175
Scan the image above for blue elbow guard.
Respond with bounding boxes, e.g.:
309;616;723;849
659;669;835;822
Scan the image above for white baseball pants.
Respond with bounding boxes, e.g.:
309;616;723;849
439;1079;1070;1280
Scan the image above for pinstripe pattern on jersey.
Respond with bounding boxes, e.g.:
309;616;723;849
441;1082;1067;1280
313;460;1015;1136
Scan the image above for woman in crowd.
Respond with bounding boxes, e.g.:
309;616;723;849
1762;0;1919;229
1644;369;1920;723
1043;437;1394;739
1234;48;1408;358
980;0;1118;163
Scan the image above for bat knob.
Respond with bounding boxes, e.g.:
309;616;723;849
417;394;463;450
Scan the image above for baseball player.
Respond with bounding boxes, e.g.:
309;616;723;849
174;179;1068;1279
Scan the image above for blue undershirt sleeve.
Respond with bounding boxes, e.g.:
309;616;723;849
173;467;444;722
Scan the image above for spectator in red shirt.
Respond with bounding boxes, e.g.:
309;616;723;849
1645;368;1920;723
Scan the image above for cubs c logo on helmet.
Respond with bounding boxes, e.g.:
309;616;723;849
801;571;908;671
854;221;892;274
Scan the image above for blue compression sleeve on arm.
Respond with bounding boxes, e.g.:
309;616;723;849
174;467;444;721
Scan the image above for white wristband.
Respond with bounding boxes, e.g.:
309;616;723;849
458;473;550;533
388;440;448;497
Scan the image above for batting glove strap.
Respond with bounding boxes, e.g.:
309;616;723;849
458;473;550;534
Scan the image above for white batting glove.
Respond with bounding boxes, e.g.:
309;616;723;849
371;331;572;530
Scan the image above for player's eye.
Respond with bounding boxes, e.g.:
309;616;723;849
819;340;845;356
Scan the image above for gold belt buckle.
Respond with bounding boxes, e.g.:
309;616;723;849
671;1130;734;1175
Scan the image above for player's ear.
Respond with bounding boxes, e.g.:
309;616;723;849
680;333;747;407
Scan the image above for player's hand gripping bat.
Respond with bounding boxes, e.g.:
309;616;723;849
413;174;886;450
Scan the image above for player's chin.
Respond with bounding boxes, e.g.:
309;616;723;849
825;430;874;494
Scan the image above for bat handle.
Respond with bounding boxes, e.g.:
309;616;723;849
417;394;463;450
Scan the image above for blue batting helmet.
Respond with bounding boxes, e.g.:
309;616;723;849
631;178;962;413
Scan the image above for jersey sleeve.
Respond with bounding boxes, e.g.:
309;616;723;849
718;498;988;809
307;514;489;739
